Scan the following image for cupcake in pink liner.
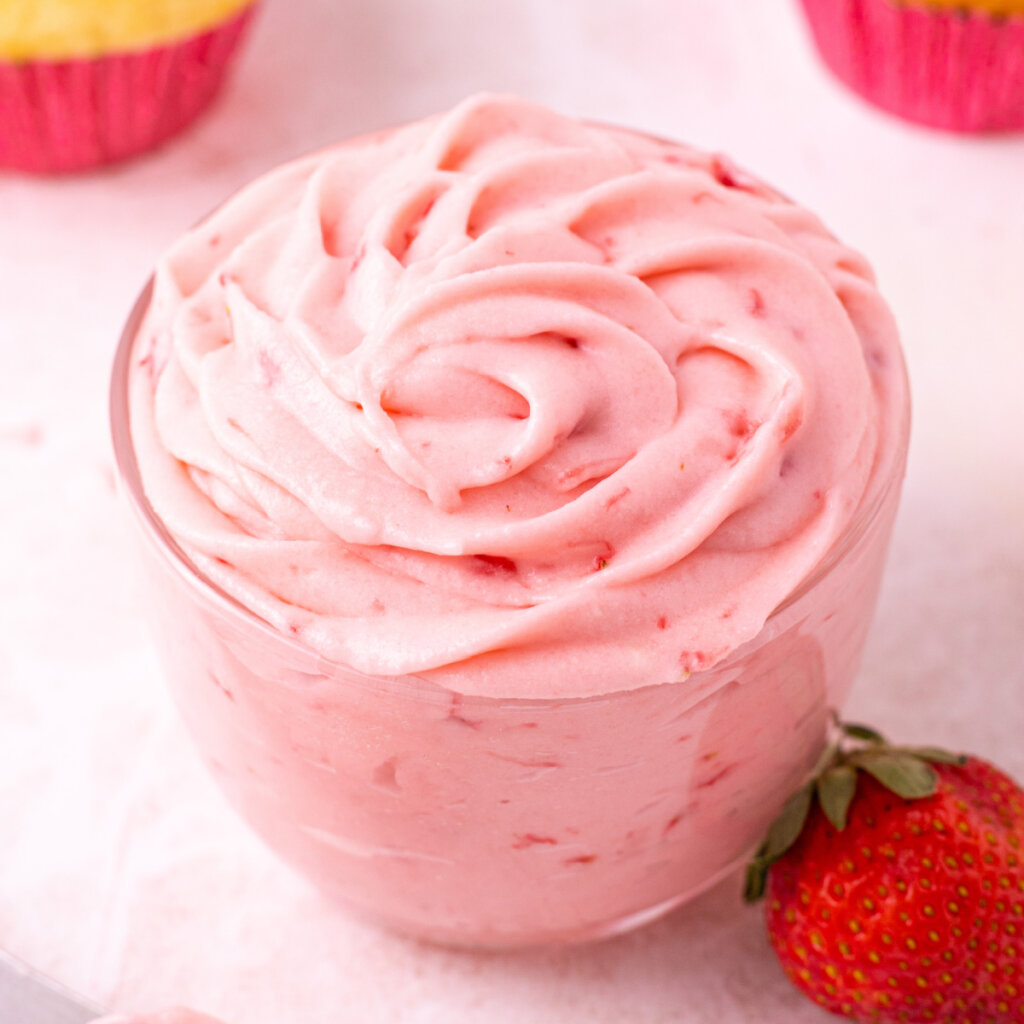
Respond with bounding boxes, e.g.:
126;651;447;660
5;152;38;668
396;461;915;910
0;0;259;173
797;0;1024;132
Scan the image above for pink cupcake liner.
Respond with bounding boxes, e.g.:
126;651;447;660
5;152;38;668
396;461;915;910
0;3;258;174
797;0;1024;132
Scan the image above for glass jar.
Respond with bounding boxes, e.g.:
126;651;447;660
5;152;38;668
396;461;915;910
111;281;909;948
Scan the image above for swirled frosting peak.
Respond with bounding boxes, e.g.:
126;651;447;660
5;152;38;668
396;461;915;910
130;94;907;698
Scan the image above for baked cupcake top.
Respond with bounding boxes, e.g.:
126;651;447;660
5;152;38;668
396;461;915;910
0;0;254;61
129;95;908;699
919;0;1024;13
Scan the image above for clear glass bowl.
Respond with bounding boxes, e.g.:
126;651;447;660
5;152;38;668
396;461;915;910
111;280;910;949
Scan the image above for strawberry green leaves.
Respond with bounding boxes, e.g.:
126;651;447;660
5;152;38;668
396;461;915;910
816;764;857;830
838;722;886;744
848;748;937;799
744;785;814;901
743;719;966;902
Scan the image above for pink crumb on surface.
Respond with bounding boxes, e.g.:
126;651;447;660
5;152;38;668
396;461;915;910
0;423;45;446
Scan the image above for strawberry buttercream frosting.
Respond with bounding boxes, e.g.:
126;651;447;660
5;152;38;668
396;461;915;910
129;93;906;699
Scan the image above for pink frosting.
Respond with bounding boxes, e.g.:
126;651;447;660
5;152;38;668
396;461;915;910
130;94;905;699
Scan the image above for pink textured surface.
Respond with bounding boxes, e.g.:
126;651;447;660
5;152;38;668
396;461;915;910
0;4;257;173
1;1;1024;1022
798;0;1024;132
94;1012;224;1024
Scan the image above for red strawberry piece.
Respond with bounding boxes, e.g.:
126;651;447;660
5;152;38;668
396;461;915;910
746;722;1024;1024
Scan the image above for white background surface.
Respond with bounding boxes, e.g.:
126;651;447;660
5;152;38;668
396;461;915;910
2;1;1023;1021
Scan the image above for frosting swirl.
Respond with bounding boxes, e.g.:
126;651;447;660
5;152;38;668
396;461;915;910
130;94;907;698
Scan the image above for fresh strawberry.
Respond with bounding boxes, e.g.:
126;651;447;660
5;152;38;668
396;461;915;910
745;722;1024;1024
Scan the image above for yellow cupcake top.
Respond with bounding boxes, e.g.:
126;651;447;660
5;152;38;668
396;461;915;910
920;0;1024;14
0;0;254;61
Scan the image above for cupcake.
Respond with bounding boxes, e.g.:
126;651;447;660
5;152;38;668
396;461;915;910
0;0;259;173
112;95;910;945
796;0;1024;131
